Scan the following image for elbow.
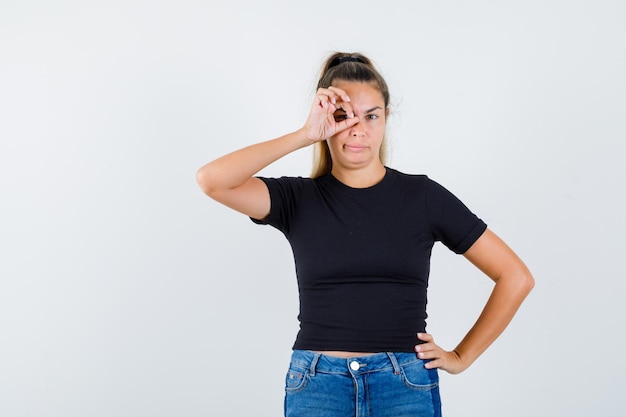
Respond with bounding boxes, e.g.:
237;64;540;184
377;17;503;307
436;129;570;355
524;272;535;294
515;268;535;298
196;166;218;198
497;266;535;299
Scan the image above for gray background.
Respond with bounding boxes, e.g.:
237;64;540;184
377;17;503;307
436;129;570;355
1;1;624;416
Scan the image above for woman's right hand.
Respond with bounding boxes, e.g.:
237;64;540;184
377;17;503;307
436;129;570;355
302;86;360;143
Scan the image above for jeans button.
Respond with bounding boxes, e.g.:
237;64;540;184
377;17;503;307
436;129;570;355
349;360;360;371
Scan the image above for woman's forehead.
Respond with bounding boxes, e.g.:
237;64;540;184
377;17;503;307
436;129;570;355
332;81;385;107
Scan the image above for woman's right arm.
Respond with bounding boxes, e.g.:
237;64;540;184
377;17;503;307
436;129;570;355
195;130;311;219
196;86;358;220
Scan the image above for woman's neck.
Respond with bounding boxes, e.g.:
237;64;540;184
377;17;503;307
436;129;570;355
331;163;387;188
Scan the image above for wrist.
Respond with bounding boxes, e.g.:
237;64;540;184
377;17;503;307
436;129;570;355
294;127;321;147
451;349;474;372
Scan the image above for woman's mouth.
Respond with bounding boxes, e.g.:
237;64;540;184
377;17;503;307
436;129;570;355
344;144;367;152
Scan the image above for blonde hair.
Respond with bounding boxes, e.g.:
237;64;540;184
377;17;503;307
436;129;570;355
311;52;390;178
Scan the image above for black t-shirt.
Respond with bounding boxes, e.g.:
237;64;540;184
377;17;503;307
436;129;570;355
252;167;487;352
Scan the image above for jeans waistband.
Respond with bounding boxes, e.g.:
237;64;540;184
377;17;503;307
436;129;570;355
289;350;422;376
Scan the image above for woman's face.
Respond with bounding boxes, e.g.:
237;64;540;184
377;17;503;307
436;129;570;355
327;81;387;172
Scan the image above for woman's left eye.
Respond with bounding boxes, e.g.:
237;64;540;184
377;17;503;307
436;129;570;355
366;114;379;120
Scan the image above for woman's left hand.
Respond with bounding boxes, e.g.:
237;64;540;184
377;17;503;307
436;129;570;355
415;333;467;375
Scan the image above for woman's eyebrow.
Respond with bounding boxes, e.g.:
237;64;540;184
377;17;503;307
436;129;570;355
336;106;383;114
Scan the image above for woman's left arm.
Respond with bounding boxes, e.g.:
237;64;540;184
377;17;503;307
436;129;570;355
415;228;535;374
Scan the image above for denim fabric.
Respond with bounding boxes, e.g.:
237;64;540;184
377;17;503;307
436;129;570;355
284;350;442;417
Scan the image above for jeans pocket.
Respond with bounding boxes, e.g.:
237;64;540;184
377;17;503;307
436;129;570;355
400;360;439;391
285;366;309;393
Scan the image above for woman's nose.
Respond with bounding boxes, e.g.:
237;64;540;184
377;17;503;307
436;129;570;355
350;122;364;136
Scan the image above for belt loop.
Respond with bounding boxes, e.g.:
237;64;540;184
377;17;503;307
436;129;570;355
386;352;401;375
309;352;321;377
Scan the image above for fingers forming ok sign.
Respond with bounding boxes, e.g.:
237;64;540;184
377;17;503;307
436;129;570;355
302;86;360;143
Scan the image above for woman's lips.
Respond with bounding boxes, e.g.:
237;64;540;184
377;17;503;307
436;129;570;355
344;144;367;152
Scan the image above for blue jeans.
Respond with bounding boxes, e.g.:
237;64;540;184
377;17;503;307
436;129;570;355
284;350;442;417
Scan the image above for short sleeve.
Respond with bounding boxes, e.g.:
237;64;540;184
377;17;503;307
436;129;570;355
249;176;306;234
425;178;487;254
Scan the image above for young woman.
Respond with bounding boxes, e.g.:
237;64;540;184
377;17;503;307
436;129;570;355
197;52;534;417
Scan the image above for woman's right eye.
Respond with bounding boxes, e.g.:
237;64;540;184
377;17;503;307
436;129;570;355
334;114;348;122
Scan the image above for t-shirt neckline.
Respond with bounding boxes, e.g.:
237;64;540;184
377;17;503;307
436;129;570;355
327;166;393;191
